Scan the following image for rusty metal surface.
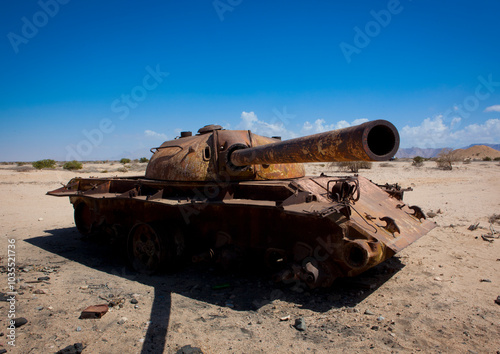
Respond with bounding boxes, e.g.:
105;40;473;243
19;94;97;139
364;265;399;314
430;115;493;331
231;120;399;166
145;128;305;181
47;120;435;289
293;176;436;253
47;173;434;288
144;120;397;181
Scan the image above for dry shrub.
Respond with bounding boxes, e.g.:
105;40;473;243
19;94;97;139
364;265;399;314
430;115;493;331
436;148;459;170
379;163;394;168
334;161;372;173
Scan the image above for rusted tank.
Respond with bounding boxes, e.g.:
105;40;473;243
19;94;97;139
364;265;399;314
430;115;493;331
48;120;435;288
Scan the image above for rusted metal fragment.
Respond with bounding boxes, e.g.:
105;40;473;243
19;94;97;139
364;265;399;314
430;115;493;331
117;188;139;198
376;182;413;201
81;181;111;195
80;304;108;319
279;191;316;207
46;179;81;196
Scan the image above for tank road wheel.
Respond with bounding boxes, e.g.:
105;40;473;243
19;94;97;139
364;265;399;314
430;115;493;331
127;223;178;275
74;202;93;235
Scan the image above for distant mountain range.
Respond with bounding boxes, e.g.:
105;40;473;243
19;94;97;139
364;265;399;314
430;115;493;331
395;143;500;158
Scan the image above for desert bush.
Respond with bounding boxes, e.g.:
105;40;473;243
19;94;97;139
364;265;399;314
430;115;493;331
335;161;372;173
139;157;149;163
379;163;394;168
412;156;425;167
63;160;83;170
119;158;131;164
32;159;56;169
116;167;128;173
482;156;492;161
101;170;108;173
16;162;26;166
436;148;459;170
463;158;471;164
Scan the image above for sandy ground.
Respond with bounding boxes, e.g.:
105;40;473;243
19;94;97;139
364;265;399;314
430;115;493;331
0;161;499;353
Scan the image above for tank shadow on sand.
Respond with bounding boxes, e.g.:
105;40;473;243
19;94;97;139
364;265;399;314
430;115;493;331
26;227;404;353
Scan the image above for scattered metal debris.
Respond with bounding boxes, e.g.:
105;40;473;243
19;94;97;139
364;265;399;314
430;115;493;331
468;223;479;231
80;304;109;319
481;224;499;242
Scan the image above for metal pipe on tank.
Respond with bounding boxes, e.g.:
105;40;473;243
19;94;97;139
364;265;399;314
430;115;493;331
230;120;399;167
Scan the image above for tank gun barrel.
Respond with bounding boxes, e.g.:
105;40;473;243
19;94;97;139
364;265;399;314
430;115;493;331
230;119;399;167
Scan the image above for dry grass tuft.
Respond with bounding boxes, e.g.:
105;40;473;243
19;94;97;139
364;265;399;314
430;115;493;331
332;161;372;173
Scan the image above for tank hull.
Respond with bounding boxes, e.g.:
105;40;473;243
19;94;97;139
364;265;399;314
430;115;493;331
48;174;435;288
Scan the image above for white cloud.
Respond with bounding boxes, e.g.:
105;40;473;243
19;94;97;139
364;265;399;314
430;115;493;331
301;119;335;134
484;105;500;113
401;116;500;148
144;130;167;140
450;119;500;145
238;111;297;139
301;118;368;135
238;112;373;141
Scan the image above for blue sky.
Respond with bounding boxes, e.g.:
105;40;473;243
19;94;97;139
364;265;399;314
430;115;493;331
1;0;499;161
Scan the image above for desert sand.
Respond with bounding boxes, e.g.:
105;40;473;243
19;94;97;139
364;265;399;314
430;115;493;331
0;161;499;353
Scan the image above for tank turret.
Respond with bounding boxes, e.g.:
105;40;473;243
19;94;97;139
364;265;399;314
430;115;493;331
145;120;399;181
